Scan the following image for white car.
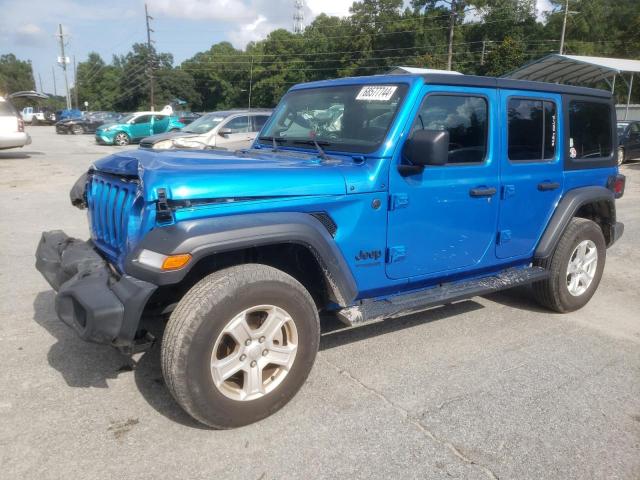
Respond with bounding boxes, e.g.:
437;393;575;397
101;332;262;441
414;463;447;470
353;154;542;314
139;109;272;151
0;97;31;150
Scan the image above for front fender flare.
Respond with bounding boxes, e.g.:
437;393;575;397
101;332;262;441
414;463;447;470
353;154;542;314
125;212;358;306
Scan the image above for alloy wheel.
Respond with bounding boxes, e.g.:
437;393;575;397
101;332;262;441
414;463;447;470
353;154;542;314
566;239;598;296
210;305;298;401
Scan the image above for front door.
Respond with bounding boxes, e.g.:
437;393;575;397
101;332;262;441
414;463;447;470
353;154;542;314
496;91;563;259
152;114;170;134
218;115;252;147
129;114;153;140
386;86;500;280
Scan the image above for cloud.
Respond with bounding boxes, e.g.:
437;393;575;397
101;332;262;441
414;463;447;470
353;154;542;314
536;0;554;21
150;0;258;22
14;23;46;47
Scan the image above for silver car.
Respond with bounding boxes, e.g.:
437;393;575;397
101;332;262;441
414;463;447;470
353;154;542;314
140;109;272;151
0;97;31;150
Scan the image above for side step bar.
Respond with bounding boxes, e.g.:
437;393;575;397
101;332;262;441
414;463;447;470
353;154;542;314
336;266;549;327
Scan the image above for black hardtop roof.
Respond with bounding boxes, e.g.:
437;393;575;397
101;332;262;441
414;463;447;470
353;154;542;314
420;73;611;99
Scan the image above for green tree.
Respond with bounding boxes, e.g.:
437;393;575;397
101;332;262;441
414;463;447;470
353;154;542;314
0;54;35;96
479;36;525;76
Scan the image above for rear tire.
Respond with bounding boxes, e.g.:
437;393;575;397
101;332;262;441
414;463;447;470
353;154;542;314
161;264;320;429
533;218;606;313
71;124;84;135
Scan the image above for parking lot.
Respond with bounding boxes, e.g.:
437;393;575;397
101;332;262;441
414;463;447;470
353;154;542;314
0;127;638;479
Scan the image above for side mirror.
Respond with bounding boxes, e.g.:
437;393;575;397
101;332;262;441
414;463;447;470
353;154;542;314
400;129;449;175
219;127;232;137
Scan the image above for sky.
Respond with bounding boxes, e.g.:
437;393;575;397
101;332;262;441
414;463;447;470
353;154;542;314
0;0;554;95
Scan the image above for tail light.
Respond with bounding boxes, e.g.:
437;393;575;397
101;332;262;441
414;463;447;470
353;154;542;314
607;174;625;199
179;117;186;123
17;118;24;132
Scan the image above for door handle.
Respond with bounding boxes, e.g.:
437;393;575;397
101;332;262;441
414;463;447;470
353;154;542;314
537;181;560;191
469;187;497;197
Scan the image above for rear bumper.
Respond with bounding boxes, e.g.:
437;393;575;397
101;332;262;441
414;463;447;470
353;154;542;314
0;132;31;149
35;230;157;351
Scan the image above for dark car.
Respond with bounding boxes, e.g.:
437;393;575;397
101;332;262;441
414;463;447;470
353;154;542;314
173;111;201;125
56;111;123;135
617;121;640;165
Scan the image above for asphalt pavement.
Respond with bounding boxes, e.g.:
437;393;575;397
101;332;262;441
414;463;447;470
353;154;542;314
0;127;638;479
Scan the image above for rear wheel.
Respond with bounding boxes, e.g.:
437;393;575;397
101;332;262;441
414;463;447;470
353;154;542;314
617;147;625;166
71;124;84;135
533;218;605;312
113;132;130;146
161;264;320;428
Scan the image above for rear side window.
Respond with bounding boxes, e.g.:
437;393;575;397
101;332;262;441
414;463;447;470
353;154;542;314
252;115;269;131
569;101;612;160
508;98;557;161
0;100;17;116
412;94;488;164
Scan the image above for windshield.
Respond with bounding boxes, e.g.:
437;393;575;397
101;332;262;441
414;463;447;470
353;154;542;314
259;84;408;153
183;113;228;134
617;122;629;136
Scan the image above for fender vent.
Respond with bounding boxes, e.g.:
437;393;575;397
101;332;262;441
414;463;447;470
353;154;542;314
310;212;337;237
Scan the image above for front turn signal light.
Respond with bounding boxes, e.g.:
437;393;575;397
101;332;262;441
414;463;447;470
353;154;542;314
161;254;192;270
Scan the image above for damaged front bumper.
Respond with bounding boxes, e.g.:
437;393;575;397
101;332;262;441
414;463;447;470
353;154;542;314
35;230;157;353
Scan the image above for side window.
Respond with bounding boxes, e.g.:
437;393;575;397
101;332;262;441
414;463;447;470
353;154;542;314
152;115;167;122
412;94;488;164
133;115;152;124
507;98;557;161
630;123;640;135
569;101;612;159
252;115;269;132
224;116;251;133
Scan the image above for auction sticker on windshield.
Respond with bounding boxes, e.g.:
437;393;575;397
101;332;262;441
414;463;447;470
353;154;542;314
356;85;398;101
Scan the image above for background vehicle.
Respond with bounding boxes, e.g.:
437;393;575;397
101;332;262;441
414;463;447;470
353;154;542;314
140;109;271;150
56;111;123;135
36;73;624;429
617;120;640;165
21;106;57;125
95;112;185;145
0;96;31;149
174;111;201;125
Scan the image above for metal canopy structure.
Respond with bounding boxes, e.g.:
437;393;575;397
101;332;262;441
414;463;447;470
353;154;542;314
505;54;640;119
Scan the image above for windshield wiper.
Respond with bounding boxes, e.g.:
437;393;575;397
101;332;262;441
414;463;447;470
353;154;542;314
258;136;287;152
292;139;331;160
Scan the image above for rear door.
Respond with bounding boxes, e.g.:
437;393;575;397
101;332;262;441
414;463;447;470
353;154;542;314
386;86;500;279
496;91;563;259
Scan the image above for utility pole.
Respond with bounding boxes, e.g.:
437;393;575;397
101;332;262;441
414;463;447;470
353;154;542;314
52;66;57;96
293;0;304;34
480;39;487;66
56;24;71;109
559;0;578;54
38;73;43;92
447;0;457;71
248;56;254;111
145;3;155;110
73;55;79;109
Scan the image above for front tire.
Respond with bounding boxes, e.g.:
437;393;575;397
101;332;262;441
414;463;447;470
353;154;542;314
533;218;606;313
113;132;130;146
617;147;625;166
161;264;320;428
71;124;84;135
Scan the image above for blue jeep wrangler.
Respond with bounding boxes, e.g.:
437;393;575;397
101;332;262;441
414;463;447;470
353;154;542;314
36;73;625;428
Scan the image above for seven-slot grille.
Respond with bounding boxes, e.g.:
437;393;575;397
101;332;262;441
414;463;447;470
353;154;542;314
87;173;137;254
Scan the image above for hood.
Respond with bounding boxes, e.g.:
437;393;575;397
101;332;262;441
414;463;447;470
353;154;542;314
93;148;366;201
92;148;388;201
97;122;121;131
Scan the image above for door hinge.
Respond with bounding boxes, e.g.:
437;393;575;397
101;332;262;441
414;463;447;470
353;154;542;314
386;245;406;263
156;188;174;224
389;193;409;210
497;230;512;245
502;184;516;200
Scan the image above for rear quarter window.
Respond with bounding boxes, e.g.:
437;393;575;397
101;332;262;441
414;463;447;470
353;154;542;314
0;100;18;116
564;96;615;170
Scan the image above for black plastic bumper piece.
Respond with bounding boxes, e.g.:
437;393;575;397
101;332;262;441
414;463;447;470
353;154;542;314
610;222;624;246
35;230;157;351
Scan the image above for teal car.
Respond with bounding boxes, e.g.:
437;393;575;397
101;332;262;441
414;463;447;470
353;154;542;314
95;112;185;146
